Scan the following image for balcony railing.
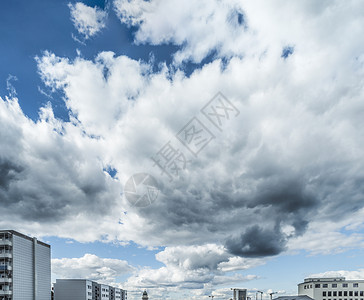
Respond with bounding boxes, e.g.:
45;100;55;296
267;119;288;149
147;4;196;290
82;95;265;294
0;265;11;271
0;252;11;259
0;278;12;283
0;240;12;246
0;290;12;295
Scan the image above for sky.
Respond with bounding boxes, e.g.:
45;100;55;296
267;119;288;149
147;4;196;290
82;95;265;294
1;0;364;299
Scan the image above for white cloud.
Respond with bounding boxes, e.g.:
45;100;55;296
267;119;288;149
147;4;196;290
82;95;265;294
20;10;364;252
52;253;134;283
123;244;259;298
3;0;364;297
309;269;364;280
114;0;364;64
69;2;107;39
0;96;123;243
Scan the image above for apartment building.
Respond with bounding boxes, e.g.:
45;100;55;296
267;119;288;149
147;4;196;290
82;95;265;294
54;279;126;300
298;277;364;300
0;230;51;300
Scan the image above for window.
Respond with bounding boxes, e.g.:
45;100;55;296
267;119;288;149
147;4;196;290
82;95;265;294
344;284;349;288
355;292;359;297
329;292;332;297
311;285;313;288
360;292;364;297
350;292;353;297
316;284;321;288
340;292;343;296
334;292;337;296
354;284;359;288
344;292;348;296
333;284;338;288
324;284;329;288
324;292;327;297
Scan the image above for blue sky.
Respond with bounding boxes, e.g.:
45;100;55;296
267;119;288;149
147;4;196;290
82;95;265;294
2;1;364;299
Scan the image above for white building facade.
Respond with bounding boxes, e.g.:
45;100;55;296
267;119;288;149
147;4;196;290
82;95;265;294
298;277;364;300
54;279;126;300
0;230;51;300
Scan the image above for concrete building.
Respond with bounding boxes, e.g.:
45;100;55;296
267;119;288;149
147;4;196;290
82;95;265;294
298;277;364;300
0;230;51;300
54;279;126;300
232;288;247;300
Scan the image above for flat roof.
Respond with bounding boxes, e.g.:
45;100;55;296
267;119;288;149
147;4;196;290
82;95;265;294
299;277;364;285
274;295;314;300
0;229;51;248
54;279;125;290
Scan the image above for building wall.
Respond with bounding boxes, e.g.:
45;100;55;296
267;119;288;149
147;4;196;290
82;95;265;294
101;284;109;300
54;279;88;300
299;278;364;300
233;289;247;300
12;234;34;300
36;241;51;300
54;279;126;300
114;288;122;300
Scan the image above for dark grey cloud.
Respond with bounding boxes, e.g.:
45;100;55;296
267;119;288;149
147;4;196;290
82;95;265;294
225;225;286;257
0;158;23;190
0;101;119;226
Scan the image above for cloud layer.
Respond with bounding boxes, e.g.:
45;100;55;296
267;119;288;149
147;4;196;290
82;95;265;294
52;253;134;283
2;0;364;298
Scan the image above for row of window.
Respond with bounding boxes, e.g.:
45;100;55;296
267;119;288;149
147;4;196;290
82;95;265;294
323;292;364;297
304;284;360;289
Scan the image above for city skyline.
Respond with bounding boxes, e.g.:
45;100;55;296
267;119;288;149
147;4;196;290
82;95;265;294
1;0;364;299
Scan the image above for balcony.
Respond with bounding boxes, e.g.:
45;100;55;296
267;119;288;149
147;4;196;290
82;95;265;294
0;278;12;283
0;252;11;259
0;240;11;246
0;290;12;295
0;265;11;271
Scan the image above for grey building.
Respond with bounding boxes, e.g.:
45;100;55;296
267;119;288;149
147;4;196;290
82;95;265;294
233;289;247;300
0;230;51;300
54;279;126;300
